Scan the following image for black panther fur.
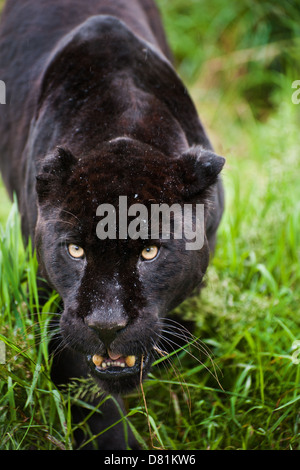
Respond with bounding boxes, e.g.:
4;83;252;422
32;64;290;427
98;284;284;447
0;0;225;449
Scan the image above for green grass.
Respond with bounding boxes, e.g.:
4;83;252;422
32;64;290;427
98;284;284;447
1;0;300;450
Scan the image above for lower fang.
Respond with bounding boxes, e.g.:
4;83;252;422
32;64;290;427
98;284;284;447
125;355;136;367
92;354;104;367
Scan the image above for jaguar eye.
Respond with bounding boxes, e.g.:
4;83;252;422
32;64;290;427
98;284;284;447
68;244;85;259
141;245;159;261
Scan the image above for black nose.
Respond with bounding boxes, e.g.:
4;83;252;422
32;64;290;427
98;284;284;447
86;316;128;346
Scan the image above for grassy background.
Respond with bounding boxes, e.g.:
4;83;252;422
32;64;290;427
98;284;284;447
0;0;300;450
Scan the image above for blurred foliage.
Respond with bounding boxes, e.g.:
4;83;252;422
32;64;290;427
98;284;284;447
157;0;300;120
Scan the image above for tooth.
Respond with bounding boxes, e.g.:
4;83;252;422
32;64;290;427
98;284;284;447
92;355;104;367
125;355;136;367
102;362;107;369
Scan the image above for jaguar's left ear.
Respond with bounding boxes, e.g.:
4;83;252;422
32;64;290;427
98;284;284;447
36;146;77;203
180;146;225;199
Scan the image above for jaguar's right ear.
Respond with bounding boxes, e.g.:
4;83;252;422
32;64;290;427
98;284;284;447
180;145;225;200
36;147;77;202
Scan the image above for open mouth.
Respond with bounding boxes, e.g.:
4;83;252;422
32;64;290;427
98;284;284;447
87;349;151;378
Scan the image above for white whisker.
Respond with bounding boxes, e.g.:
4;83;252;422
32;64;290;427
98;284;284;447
152;317;223;389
